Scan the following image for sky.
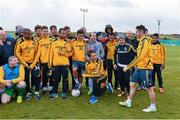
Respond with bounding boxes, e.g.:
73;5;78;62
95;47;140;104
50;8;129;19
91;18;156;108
0;0;179;34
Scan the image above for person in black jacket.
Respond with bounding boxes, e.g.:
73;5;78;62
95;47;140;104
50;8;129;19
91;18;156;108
0;30;16;66
113;33;136;97
125;31;139;61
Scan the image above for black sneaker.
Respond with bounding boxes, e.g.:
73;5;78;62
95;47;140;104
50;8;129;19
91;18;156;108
49;93;58;99
42;91;47;96
34;92;41;101
25;93;32;101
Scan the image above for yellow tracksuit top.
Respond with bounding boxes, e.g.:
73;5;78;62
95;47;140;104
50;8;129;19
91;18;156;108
15;38;39;69
71;39;86;62
37;37;54;64
49;39;73;67
84;59;105;77
152;42;165;65
127;36;153;70
34;35;42;41
106;39;119;60
147;36;153;42
0;64;25;84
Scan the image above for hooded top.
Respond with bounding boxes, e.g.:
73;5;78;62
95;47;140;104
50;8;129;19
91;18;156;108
105;24;113;34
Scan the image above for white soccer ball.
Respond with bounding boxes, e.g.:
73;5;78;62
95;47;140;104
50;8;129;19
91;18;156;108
71;89;80;97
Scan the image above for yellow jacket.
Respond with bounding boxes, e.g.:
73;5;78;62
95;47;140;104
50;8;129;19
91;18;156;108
49;39;73;67
106;39;119;60
34;35;42;42
15;38;40;69
37;37;54;64
71;39;86;62
147;36;153;42
0;64;25;84
152;42;165;65
83;59;106;77
127;36;153;70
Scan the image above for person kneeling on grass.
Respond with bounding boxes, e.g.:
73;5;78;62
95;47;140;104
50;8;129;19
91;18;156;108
83;51;113;104
0;56;26;104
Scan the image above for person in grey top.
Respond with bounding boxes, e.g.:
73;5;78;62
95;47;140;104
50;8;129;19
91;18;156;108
86;32;105;95
86;32;104;61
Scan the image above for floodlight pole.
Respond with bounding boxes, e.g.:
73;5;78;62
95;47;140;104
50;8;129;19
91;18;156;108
157;20;161;34
80;8;88;28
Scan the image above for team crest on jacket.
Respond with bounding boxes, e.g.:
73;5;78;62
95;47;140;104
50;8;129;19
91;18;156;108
124;47;127;51
32;41;36;46
7;41;11;45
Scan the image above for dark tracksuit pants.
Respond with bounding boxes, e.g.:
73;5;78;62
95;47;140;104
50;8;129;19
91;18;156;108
117;66;131;93
41;63;49;88
67;58;75;89
106;59;118;88
152;64;163;88
52;66;68;94
103;59;107;71
92;77;107;97
25;65;40;93
41;63;54;88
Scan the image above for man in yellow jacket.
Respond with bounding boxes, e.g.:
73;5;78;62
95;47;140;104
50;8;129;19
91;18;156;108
0;56;25;104
105;32;118;89
83;51;113;104
64;26;76;89
15;28;41;101
49;28;72;99
37;26;54;95
71;29;86;91
34;25;42;41
151;33;165;93
119;25;156;112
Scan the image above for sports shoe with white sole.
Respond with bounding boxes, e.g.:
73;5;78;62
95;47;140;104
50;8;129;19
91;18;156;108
106;83;114;93
143;106;157;112
119;100;131;108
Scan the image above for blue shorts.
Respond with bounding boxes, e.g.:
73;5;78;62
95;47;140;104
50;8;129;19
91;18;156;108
72;61;85;73
131;68;153;88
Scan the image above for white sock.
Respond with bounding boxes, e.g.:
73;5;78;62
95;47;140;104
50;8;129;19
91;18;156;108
35;91;39;95
75;79;79;84
127;98;132;103
150;103;156;108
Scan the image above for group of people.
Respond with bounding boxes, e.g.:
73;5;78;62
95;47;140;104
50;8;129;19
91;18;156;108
0;24;165;112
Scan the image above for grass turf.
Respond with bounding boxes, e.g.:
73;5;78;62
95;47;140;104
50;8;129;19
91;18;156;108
0;46;180;119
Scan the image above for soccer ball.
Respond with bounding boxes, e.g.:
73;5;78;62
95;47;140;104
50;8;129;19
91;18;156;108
71;89;80;97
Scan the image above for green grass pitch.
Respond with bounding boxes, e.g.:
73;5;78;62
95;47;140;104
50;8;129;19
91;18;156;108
0;46;180;119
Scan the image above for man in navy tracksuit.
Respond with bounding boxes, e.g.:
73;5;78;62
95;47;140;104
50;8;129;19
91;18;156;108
113;34;136;97
0;30;16;66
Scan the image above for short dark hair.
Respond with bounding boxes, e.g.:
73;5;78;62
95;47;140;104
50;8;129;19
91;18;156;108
64;26;70;31
152;33;159;38
23;28;31;33
41;25;48;30
58;28;64;33
0;27;3;30
145;28;148;32
136;25;146;33
77;29;84;35
88;50;96;57
50;25;57;31
34;25;41;32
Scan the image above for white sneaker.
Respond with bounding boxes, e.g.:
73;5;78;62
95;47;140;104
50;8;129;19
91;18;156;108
143;106;157;112
119;100;131;108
